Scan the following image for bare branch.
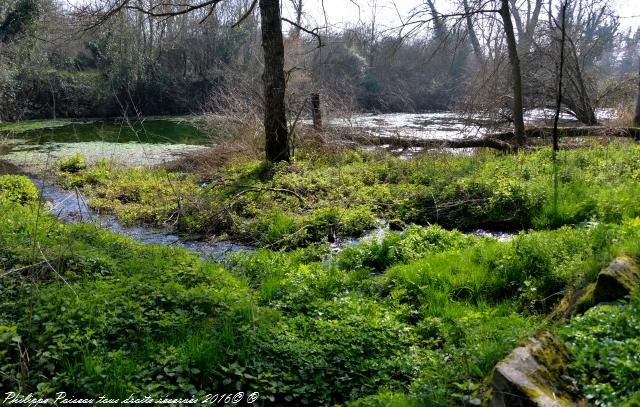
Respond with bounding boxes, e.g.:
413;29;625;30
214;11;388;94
282;17;322;47
231;0;257;28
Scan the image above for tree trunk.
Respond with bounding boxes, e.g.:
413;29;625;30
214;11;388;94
425;0;445;39
552;1;567;152
463;0;483;62
311;93;322;131
634;61;640;127
291;0;302;38
259;0;290;162
500;0;526;149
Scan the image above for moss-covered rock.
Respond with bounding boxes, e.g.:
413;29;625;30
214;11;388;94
549;255;640;321
489;330;580;407
593;255;640;303
548;283;596;322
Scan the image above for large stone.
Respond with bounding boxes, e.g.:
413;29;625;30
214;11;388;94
549;255;640;322
489;331;581;407
592;255;640;303
547;283;596;322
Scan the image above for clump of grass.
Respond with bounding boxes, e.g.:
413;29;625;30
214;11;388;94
55;158;200;227
54;153;86;174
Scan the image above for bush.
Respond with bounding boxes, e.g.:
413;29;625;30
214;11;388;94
55;153;87;173
0;175;38;204
337;224;473;273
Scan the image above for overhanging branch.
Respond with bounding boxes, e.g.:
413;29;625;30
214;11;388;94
281;17;322;47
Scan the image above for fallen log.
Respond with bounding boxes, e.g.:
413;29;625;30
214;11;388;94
332;125;640;153
344;132;514;152
488;126;640;141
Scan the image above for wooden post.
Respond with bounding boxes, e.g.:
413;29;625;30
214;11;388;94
634;61;640;127
311;93;322;131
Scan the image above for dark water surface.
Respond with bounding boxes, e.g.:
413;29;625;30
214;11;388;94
3;119;208;145
0;119;210;171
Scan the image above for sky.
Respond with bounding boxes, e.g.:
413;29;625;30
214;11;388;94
62;0;640;32
288;0;640;32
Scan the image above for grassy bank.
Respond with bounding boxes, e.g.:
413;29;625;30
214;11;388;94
53;141;640;249
2;168;640;405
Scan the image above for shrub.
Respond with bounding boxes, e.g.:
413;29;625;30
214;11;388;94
0;175;38;204
337;224;472;273
55;153;86;173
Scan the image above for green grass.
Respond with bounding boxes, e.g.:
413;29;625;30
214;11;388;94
3;146;640;405
0;195;563;402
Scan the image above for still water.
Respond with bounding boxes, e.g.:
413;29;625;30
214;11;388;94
0;118;210;172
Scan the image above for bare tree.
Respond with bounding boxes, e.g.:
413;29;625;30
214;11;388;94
561;0;617;125
425;0;445;39
462;0;483;62
289;0;302;38
509;0;543;52
500;0;526;148
399;0;526;147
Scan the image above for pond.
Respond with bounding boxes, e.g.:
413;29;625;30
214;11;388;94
0;118;210;173
1;109;619;174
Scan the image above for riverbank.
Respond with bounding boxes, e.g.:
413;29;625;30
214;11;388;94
2;137;640;405
47;141;640;250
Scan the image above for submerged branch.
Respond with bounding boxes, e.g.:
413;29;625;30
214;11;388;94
488;127;640;141
345;133;515;152
341;126;640;154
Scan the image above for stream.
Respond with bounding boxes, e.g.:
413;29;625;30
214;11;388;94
3;116;515;260
32;176;252;261
32;177;512;262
